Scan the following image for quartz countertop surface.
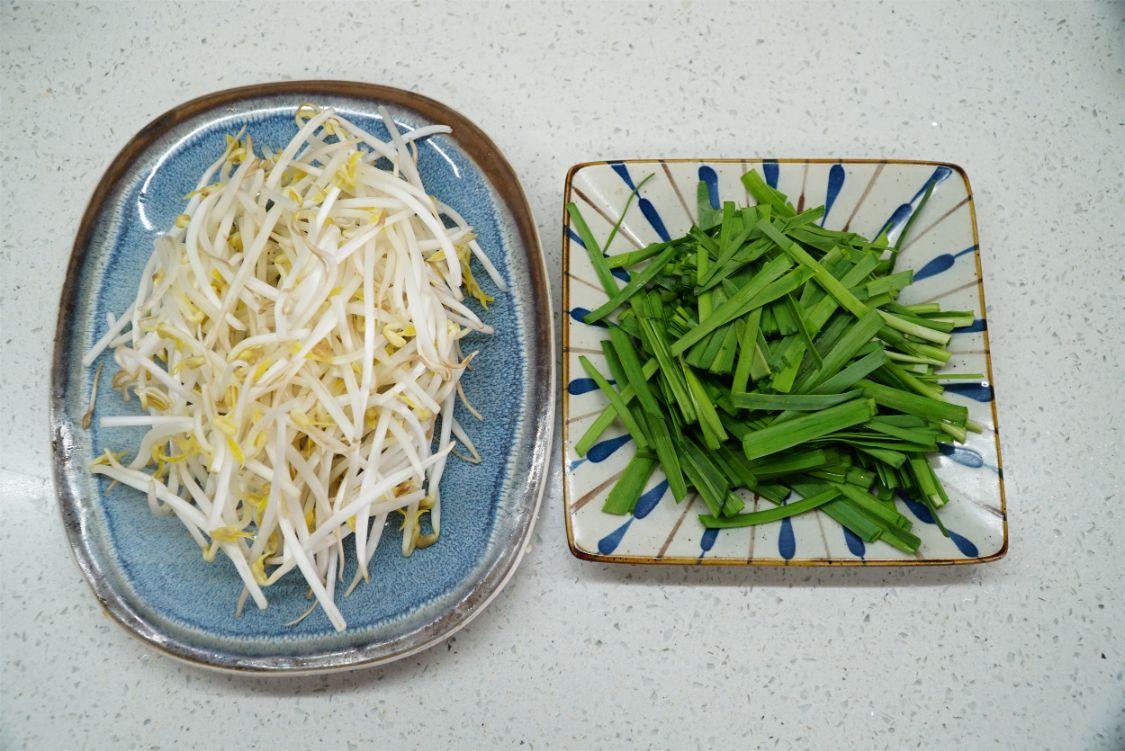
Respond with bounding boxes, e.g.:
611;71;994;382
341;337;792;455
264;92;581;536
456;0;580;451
1;1;1122;749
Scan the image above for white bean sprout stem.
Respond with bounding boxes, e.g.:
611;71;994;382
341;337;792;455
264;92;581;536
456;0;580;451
85;105;502;631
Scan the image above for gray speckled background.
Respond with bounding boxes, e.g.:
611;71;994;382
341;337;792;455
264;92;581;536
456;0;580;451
1;1;1122;749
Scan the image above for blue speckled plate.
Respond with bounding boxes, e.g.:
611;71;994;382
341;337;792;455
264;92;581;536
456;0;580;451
51;82;553;673
562;159;1006;566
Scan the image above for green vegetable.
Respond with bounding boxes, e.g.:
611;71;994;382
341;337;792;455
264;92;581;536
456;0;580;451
606;242;668;269
699;487;838;529
731;309;762;393
577;356;648;449
566;203;618;294
671;255;795;355
890;175;936;267
731;390;861;411
607;326;661;416
567;171;977;552
574;359;658;456
859;379;968;425
742;398;876;461
583;245;679;323
603;451;658;515
603;173;654;254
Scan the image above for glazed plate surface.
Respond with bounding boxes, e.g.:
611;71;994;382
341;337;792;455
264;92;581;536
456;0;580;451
51;82;553;672
562;159;1005;565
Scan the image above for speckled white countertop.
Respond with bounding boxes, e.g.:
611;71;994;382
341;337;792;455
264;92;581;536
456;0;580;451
2;1;1122;749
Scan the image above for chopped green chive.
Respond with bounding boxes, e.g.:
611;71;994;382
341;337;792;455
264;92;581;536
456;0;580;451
574;359;658;456
566;203;618;294
732;390;861;411
573;170;981;554
583;245;679;323
577;356;649;449
700;487;838;528
606;242;669;269
603;452;658;515
743;398;876;461
602;173;654;254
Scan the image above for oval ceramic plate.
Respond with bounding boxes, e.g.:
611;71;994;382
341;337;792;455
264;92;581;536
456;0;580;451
51;82;553;673
562;159;1006;565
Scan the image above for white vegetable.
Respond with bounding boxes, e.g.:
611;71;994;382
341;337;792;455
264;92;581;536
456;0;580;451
86;106;500;631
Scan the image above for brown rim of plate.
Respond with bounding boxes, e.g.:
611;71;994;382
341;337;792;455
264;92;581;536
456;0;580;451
50;81;554;673
560;158;1007;567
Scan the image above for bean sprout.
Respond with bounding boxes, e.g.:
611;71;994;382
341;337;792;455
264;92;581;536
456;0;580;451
85;106;500;631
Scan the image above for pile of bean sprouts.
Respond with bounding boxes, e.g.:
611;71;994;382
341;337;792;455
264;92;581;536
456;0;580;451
84;105;504;631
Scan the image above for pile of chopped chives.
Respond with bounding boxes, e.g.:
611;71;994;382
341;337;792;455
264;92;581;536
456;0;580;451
569;170;981;553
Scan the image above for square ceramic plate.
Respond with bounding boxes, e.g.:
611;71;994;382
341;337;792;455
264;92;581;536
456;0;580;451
561;159;1007;565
